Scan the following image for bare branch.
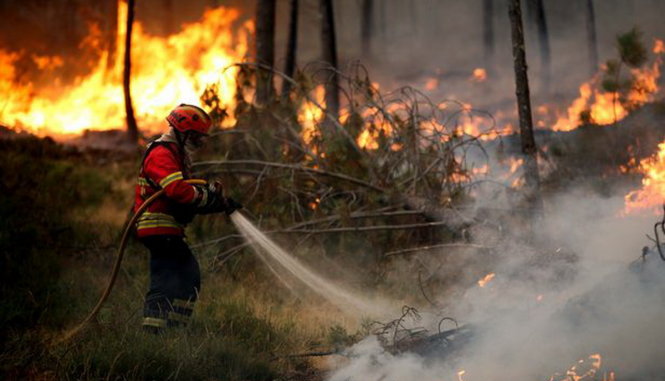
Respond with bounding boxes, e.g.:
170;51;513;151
385;243;490;257
194;159;384;192
277;221;452;234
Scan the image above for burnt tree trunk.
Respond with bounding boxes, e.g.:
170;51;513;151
533;0;550;92
124;0;138;143
585;0;599;76
507;0;542;215
320;0;340;127
483;0;495;73
255;0;276;105
281;0;299;99
361;0;374;60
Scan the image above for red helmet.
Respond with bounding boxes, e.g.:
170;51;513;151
166;104;212;135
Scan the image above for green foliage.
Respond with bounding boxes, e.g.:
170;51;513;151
598;27;655;116
617;27;648;68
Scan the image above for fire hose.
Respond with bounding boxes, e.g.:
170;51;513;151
55;179;207;345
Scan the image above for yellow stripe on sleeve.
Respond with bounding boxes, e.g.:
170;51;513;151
159;171;184;188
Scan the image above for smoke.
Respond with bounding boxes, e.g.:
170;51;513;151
326;190;665;381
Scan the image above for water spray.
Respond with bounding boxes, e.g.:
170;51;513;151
230;212;389;316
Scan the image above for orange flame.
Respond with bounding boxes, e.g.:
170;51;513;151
0;1;251;137
654;38;665;54
424;77;439;91
553;39;663;132
624;140;665;215
298;85;325;150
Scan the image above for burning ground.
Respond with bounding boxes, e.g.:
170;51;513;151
2;1;665;380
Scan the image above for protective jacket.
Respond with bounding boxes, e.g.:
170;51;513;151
133;141;201;237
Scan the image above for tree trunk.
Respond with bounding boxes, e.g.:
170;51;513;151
124;0;138;143
255;0;276;105
319;0;340;127
533;0;550;92
281;0;299;99
361;0;373;60
483;0;495;73
507;0;542;215
585;0;599;76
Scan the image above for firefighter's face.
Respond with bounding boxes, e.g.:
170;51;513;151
187;131;208;150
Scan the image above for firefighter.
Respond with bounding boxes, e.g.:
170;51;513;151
134;104;240;333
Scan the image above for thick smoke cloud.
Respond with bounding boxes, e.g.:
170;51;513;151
327;192;665;381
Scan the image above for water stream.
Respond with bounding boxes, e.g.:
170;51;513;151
231;212;389;317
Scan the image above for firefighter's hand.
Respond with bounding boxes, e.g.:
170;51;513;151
207;179;225;198
223;197;243;215
195;184;225;215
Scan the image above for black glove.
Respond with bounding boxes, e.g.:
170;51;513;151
195;184;243;215
223;197;243;215
195;184;226;215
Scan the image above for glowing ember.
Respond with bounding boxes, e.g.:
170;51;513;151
470;68;487;82
450;164;489;183
457;369;466;381
536;294;543;302
477;273;495;287
549;354;605;381
308;197;321;210
624;140;665;215
424;77;439;91
0;1;251;137
654;38;665;54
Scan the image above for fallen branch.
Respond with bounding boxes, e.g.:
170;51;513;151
273;350;342;360
194;159;384;192
287;209;425;230
275;221;452;234
207;221;459;267
195;209;424;249
385;243;490;257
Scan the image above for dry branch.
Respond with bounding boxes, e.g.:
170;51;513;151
385;243;490;257
194;159;384;192
275;221;452;234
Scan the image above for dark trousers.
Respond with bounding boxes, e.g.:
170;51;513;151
140;235;200;331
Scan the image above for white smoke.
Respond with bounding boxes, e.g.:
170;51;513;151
326;191;665;381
